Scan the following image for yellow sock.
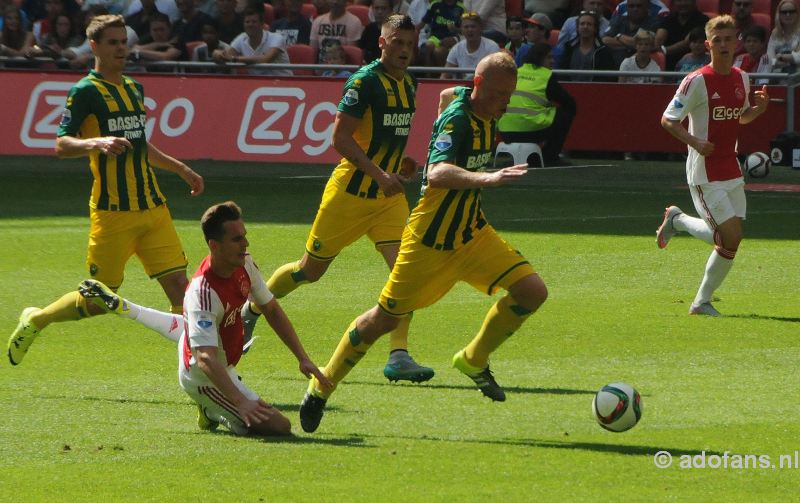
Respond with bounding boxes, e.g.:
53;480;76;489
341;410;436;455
28;291;90;331
266;261;308;299
170;305;182;315
313;319;374;398
464;295;532;369
388;313;412;351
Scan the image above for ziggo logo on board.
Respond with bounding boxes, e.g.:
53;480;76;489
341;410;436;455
20;82;338;156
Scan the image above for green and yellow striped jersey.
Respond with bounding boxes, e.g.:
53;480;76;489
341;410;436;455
330;59;417;199
58;70;165;211
407;87;496;250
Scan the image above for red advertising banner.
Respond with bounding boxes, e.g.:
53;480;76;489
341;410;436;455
0;71;787;163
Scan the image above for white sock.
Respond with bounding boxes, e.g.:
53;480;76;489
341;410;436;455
694;249;734;305
125;301;182;344
673;213;714;245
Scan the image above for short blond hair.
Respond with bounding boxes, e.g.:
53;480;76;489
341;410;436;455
86;14;125;42
705;14;736;39
475;52;517;80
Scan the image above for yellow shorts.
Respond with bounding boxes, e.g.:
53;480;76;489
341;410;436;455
379;225;535;316
305;180;409;261
87;204;187;289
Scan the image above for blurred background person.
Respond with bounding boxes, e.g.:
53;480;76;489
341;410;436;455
270;0;312;46
0;5;35;57
768;0;800;75
441;11;500;79
498;43;576;167
559;10;615;81
654;0;708;71
674;26;709;72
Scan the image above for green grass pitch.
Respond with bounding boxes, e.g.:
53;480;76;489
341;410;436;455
0;155;799;500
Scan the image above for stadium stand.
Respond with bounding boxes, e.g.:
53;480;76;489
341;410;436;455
346;4;370;26
286;43;318;74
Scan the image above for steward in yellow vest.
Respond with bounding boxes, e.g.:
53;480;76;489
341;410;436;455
497;43;576;166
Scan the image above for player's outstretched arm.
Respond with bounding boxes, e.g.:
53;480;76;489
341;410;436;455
660;116;714;156
55;135;133;158
195;345;275;428
332;112;404;196
259;298;333;391
426;161;528;190
147;143;204;196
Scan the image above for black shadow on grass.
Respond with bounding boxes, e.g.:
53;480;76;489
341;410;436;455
181;429;372;447
342;379;596;396
359;433;721;457
724;314;800;323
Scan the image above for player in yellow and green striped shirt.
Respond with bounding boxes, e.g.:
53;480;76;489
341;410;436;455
300;53;550;433
242;14;435;384
7;14;203;366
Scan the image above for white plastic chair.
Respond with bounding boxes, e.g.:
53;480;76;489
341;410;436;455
494;142;544;168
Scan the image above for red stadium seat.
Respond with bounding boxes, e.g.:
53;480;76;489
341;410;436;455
651;50;665;70
751;0;771;15
346;4;370;26
263;2;275;26
185;40;204;60
751;12;772;31
695;0;719;16
301;2;317;19
286;43;318;75
548;29;559;47
342;44;364;65
505;0;523;17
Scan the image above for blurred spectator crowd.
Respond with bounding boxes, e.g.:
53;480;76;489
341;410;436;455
0;0;796;78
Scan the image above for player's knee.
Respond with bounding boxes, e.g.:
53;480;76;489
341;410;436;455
359;308;398;343
510;275;548;312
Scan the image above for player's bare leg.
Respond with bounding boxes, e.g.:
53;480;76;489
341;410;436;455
157;270;189;314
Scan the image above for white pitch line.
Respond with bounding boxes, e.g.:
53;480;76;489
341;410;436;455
499;208;800;222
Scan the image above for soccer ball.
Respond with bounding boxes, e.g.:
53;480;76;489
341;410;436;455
592;382;643;432
743;152;771;178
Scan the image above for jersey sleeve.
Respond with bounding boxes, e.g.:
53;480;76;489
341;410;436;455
427;109;468;166
244;255;274;306
57;84;92;137
337;72;374;118
184;278;222;349
663;72;703;122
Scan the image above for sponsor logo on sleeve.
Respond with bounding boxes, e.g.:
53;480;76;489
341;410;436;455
672;99;684;109
434;132;452;151
342;89;359;106
197;317;213;329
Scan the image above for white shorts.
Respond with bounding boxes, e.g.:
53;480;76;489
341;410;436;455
178;357;257;436
689;178;746;229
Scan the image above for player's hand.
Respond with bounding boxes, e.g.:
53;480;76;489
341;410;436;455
484;164;528;186
94;136;132;156
693;139;714;156
299;359;333;391
236;397;277;428
398;156;420;182
377;172;405;197
753;85;769;111
179;165;204;196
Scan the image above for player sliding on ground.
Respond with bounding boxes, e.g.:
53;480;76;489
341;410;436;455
657;14;769;317
79;201;331;436
241;14;434;384
299;52;549;433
